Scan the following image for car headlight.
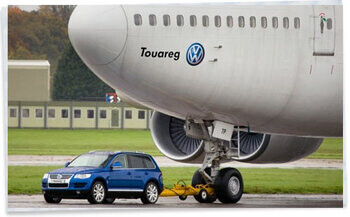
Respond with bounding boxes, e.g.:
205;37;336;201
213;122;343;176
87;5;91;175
43;173;49;179
75;174;91;179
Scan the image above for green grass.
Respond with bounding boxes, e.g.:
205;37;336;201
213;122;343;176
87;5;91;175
8;129;342;159
308;138;343;159
8;129;161;156
8;166;342;195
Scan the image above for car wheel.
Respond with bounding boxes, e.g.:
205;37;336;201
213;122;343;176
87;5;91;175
103;197;115;204
141;182;159;204
88;181;106;204
44;193;62;204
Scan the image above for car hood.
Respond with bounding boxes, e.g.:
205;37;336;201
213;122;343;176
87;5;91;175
48;167;100;174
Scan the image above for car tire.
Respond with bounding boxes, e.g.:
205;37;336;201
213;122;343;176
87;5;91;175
141;182;159;204
103;197;115;204
192;168;216;203
88;181;107;204
214;168;243;204
44;193;62;204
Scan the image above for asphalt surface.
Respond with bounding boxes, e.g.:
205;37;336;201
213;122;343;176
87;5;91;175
8;194;343;211
8;155;343;169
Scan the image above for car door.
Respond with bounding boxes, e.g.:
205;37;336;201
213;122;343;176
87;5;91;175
127;154;149;190
107;154;132;190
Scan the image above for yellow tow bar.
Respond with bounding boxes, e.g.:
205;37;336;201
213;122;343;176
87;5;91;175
160;184;215;201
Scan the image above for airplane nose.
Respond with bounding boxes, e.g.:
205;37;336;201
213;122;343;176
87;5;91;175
68;5;127;65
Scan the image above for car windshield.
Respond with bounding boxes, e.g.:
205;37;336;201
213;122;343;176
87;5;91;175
68;153;113;168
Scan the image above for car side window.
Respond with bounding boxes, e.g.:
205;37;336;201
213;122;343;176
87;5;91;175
111;154;127;168
128;155;145;168
143;157;155;169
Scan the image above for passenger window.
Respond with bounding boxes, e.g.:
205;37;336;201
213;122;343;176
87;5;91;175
177;15;184;26
272;17;278;28
112;154;127;168
128;155;145;168
134;14;142;26
143;157;155;169
190;15;197;27
283;17;289;29
261;16;267;28
215;15;221;27
250;16;256;28
163;14;170;26
327;18;332;30
227;16;233;27
202;15;209;27
149;14;157;26
238;16;245;28
294;17;300;29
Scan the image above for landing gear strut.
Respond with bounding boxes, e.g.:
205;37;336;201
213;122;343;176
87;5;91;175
186;120;244;204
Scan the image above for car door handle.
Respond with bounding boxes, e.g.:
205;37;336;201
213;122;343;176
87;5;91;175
127;172;131;175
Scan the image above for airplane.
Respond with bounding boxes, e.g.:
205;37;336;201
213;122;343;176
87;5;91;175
68;1;343;204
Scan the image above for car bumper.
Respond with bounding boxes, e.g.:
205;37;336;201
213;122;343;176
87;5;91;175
42;189;90;199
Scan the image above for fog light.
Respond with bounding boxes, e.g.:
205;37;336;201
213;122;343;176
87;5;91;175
76;191;81;194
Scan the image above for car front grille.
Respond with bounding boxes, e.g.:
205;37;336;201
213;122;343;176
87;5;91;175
49;174;73;179
48;183;69;188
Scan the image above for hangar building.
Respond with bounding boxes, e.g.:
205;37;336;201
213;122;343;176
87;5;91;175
8;60;151;129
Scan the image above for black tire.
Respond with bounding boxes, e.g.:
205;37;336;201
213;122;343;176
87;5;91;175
43;193;62;204
199;189;208;201
88;181;107;204
192;168;216;203
179;195;187;201
214;168;243;204
141;182;159;204
103;197;115;204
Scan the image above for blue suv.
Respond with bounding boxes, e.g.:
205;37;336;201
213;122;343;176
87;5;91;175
42;151;163;204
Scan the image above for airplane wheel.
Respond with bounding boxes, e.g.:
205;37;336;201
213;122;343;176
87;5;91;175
214;168;243;204
192;168;216;203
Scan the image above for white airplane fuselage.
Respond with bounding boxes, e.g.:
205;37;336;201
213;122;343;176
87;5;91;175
68;3;343;138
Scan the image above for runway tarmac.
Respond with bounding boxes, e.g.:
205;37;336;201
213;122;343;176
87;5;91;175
8;155;343;169
8;194;343;211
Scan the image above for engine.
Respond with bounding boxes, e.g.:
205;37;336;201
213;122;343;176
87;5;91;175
150;111;323;164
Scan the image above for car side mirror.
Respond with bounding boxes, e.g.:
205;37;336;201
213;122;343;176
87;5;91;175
111;161;123;170
64;162;70;167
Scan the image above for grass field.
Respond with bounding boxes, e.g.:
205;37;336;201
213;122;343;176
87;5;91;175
8;129;342;159
8;166;342;195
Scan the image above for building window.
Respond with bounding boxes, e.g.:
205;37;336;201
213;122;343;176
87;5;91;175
294;17;300;29
163;14;170;26
35;109;43;118
327;18;332;30
138;110;145;119
134;14;142;26
261;16;267;28
190;15;197;27
177;15;184;26
74;109;81;118
250;16;256;28
61;109;68;118
227;16;233;27
215;16;221;27
202;15;209;27
100;110;107;119
125;110;132;119
149;14;157;26
238;16;245;28
283;17;289;29
48;109;55;118
22;109;29;118
9;108;17;118
87;110;94;119
272;17;278;28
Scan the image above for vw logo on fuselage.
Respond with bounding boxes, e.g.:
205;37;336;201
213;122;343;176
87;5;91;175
186;43;205;66
57;174;62;179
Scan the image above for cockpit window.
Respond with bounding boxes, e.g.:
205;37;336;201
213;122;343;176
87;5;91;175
134;14;142;26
